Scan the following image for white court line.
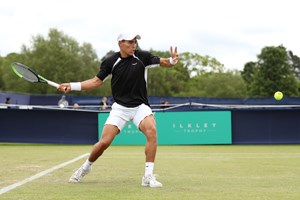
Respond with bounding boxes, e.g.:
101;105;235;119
0;153;89;195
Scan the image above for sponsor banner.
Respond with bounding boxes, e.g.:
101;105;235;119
98;111;231;145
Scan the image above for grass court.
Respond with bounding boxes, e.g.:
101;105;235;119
0;144;300;200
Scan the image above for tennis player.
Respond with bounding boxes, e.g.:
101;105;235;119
58;32;179;187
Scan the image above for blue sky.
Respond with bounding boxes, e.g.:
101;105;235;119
0;0;299;70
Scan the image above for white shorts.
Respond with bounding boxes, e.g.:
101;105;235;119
105;102;153;131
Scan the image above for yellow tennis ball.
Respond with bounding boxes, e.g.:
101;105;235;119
274;91;283;100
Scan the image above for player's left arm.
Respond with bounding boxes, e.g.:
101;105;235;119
160;46;179;68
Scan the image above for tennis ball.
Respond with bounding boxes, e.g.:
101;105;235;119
274;91;283;100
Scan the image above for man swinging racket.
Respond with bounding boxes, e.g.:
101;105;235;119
58;32;179;187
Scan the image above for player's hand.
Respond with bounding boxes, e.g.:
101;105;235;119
58;83;70;93
170;46;179;64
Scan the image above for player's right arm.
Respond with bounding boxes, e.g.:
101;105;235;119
81;76;103;90
58;76;103;93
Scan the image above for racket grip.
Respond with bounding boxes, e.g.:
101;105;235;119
47;80;60;88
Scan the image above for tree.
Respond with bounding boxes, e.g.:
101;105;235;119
2;28;101;95
146;50;229;96
288;50;300;80
0;56;4;90
241;61;257;92
184;71;247;97
242;45;299;97
1;53;27;92
171;51;246;97
0;28;250;98
180;52;225;77
147;49;190;96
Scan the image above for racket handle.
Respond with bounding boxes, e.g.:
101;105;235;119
47;80;60;88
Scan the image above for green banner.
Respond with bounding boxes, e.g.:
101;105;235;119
98;111;232;145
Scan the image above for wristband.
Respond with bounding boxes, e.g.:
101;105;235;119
169;57;177;65
70;82;81;91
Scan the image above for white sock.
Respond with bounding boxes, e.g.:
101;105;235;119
82;159;93;170
145;162;154;176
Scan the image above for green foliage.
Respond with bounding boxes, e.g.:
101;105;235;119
242;45;299;97
3;28;300;99
147;50;236;97
147;49;190;96
0;56;4;90
241;62;257;84
148;66;189;96
185;71;247;97
2;28;101;95
1;53;27;92
180;52;225;77
176;52;247;98
288;50;300;80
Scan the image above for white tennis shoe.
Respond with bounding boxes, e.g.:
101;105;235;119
141;174;163;188
69;166;91;183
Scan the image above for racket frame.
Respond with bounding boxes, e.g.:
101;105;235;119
11;62;59;88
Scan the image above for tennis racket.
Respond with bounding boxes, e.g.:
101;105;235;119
11;62;59;88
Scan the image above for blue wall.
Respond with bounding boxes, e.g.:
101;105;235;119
1;108;300;144
232;109;300;144
0;109;98;144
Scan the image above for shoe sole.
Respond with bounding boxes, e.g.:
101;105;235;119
141;183;163;188
150;184;163;188
69;180;79;183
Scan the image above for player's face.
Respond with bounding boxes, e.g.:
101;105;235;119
119;38;138;57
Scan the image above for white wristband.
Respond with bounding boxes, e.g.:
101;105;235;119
169;57;177;65
70;82;81;91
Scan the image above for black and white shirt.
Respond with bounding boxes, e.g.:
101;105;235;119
96;50;160;107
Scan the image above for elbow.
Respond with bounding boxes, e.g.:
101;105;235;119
94;76;103;88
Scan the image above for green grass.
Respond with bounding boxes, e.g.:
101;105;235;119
0;144;300;200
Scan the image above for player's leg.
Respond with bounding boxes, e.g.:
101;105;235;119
139;115;162;187
139;115;157;163
69;125;119;183
89;124;120;162
69;102;128;183
133;104;162;187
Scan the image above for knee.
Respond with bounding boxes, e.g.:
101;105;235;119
144;125;157;141
95;140;111;150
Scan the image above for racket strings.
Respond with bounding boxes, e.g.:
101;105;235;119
12;63;39;82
